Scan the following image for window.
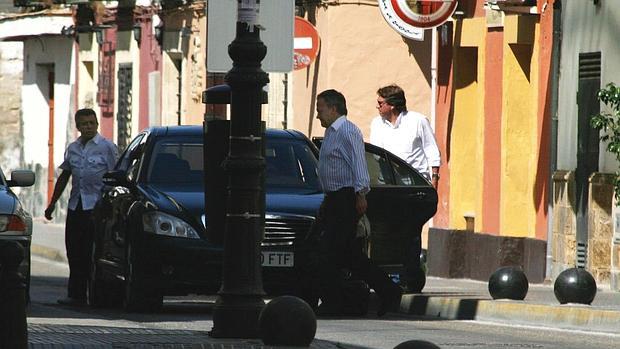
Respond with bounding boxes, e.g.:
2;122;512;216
265;140;319;190
365;152;393;186
392;159;428;186
148;137;204;184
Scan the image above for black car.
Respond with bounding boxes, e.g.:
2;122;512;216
0;167;35;295
89;126;437;311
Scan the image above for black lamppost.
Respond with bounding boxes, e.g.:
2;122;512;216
209;0;268;338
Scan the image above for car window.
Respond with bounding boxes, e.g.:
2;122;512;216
391;159;429;186
365;152;394;186
148;138;204;184
265;139;320;190
116;134;144;172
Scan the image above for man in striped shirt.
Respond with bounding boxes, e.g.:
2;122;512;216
315;89;402;317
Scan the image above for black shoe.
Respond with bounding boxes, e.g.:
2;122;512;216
377;287;402;317
57;297;86;306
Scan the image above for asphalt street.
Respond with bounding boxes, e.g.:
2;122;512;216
29;218;620;342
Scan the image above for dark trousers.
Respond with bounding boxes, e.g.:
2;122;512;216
64;203;94;300
318;187;398;310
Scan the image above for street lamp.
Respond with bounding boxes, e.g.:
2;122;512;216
208;0;269;339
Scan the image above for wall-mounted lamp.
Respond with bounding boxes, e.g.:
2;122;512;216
154;23;164;46
95;29;104;46
133;24;142;45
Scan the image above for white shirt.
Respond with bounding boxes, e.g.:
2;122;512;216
369;111;441;180
60;133;118;211
318;116;370;194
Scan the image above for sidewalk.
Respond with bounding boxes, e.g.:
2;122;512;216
32;218;620;337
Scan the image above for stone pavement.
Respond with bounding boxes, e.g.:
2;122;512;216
30;218;620;347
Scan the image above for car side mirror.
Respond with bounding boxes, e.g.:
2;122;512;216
7;170;35;187
102;170;129;187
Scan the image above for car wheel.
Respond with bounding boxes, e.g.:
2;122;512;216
123;244;163;313
87;241;120;308
404;266;426;293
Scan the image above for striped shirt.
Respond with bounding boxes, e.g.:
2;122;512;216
318;116;370;194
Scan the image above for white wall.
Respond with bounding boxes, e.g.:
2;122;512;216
22;36;74;168
557;1;620;172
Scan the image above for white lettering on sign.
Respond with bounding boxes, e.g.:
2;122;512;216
294;37;313;50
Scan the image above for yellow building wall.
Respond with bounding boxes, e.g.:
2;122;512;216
448;17;486;231
500;15;540;238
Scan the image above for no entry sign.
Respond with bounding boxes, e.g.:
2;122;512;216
379;0;458;39
294;16;320;70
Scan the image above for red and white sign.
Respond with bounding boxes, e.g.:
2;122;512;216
379;0;458;39
293;16;320;70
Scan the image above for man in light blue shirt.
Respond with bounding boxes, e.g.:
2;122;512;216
315;89;401;317
45;108;118;306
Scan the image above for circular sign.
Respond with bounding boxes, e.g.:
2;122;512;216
294;16;321;70
379;0;458;36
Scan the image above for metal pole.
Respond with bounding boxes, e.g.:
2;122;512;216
0;241;28;349
209;0;268;338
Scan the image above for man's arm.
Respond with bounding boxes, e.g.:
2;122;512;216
44;170;71;220
420;118;441;188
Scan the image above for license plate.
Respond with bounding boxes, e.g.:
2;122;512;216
261;251;294;267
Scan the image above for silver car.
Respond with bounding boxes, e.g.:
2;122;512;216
0;167;35;295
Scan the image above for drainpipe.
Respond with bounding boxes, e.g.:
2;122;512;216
430;26;438;129
546;0;562;280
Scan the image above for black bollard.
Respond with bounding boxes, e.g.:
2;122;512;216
394;339;442;349
258;295;316;346
0;240;28;349
488;266;529;300
554;267;597;305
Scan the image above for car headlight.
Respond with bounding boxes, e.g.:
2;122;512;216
0;214;27;234
142;211;200;239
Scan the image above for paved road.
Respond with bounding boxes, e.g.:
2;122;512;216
28;255;620;349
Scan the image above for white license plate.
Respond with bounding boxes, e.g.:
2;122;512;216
261;251;294;267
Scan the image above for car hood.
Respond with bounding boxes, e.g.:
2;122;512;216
265;190;323;217
142;184;205;218
0;187;16;214
142;184;323;220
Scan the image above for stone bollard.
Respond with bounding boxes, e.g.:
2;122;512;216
258;295;316;347
0;240;28;349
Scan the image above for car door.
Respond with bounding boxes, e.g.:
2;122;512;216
97;134;146;271
363;143;438;269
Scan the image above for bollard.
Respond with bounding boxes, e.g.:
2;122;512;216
488;266;529;300
258;295;316;346
554;267;597;305
394;339;442;349
0;240;28;349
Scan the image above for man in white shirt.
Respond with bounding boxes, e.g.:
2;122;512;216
369;84;440;293
369;84;441;188
45;108;118;306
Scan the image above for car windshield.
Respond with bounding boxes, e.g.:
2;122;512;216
148;137;204;184
146;136;321;191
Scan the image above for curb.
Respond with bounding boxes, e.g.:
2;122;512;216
31;244;67;263
400;294;620;333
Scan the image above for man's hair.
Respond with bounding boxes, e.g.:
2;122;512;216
75;108;97;124
377;84;407;113
317;89;348;116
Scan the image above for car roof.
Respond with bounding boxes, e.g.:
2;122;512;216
145;125;308;141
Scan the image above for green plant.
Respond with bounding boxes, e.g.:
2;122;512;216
590;82;620;201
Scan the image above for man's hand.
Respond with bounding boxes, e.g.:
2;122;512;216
355;193;367;217
44;204;55;221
